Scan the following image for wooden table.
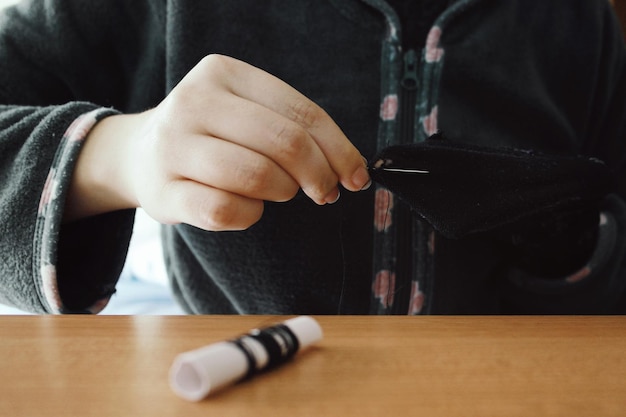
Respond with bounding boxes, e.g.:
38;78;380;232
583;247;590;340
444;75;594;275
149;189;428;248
0;315;624;416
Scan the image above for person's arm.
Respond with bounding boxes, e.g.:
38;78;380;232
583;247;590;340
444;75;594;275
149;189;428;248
64;55;371;231
0;0;158;313
0;2;370;314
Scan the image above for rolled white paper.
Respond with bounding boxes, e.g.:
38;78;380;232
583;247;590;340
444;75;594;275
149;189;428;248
169;316;323;401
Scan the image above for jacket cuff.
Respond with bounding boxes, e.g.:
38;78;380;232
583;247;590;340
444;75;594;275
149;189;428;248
34;107;132;314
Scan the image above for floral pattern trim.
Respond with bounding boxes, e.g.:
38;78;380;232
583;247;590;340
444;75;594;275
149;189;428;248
367;0;484;315
33;108;113;314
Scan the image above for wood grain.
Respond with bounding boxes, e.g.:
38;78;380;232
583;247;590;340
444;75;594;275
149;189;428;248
0;315;624;417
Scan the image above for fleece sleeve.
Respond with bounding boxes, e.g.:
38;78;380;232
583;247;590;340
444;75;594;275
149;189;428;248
0;104;134;313
0;0;163;313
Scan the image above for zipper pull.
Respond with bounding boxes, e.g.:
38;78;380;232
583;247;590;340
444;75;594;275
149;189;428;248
401;49;419;91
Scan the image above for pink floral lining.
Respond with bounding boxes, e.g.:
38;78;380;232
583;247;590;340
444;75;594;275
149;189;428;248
34;108;112;314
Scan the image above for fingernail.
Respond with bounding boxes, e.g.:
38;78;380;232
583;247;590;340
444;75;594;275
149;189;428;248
351;165;371;191
324;189;341;204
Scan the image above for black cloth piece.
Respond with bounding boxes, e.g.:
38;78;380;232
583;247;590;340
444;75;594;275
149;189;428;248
369;136;615;277
368;135;614;240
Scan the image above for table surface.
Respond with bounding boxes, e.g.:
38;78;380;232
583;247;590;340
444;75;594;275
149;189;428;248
1;315;625;417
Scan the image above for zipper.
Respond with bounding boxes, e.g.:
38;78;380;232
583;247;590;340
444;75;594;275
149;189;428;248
367;0;469;315
399;49;419;145
391;48;420;315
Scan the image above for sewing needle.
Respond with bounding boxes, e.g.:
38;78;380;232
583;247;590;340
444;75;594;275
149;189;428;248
380;168;430;174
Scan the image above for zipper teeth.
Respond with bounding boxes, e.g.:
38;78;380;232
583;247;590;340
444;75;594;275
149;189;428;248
400;49;418;145
370;0;482;314
391;48;420;314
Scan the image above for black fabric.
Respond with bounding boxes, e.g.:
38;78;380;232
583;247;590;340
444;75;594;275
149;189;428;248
384;0;449;48
369;135;613;238
369;136;613;275
57;209;135;312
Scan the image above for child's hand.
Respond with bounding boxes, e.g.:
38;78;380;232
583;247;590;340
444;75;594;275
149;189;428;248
65;55;370;231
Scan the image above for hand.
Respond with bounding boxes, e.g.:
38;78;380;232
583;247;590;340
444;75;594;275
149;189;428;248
65;55;371;230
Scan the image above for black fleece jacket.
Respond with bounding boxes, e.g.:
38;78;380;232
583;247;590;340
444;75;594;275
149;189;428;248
0;0;625;314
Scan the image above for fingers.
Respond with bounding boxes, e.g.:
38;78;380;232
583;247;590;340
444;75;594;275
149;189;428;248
188;93;340;204
132;54;372;232
170;133;300;203
159;180;265;231
196;55;371;198
230;63;370;192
